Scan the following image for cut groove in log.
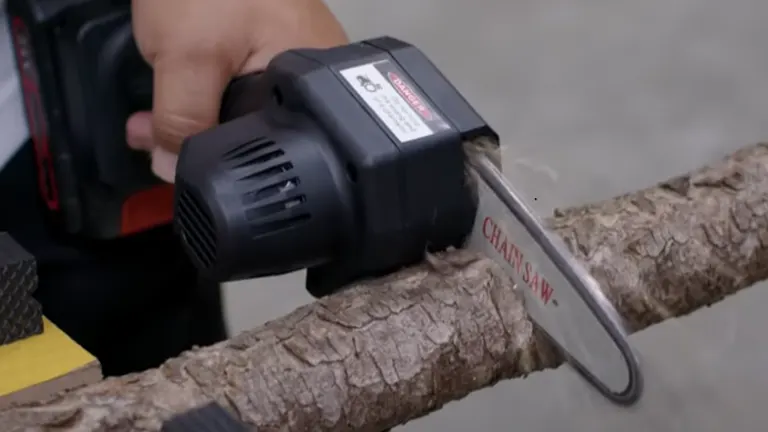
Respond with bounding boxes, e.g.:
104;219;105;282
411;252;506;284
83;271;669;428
3;142;768;432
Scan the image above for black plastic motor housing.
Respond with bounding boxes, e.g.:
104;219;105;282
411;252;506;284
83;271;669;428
174;36;498;297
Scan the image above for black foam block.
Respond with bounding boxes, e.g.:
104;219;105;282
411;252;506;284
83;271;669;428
162;402;250;432
0;232;43;346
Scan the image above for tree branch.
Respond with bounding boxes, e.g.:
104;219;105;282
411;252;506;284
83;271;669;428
4;143;768;432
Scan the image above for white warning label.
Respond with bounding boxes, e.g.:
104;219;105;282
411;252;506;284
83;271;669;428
339;60;449;143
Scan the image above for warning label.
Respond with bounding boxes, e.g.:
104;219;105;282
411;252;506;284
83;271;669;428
339;60;451;143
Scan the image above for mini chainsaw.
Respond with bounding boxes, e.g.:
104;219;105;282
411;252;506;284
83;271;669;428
172;36;643;405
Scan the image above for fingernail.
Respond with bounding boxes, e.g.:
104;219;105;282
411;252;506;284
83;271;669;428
126;112;155;150
151;146;178;184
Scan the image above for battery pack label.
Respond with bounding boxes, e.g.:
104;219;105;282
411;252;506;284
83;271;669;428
339;60;450;143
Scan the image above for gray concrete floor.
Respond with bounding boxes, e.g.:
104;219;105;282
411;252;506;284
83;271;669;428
223;1;768;430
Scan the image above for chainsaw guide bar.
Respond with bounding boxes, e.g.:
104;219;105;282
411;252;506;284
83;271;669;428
465;151;642;404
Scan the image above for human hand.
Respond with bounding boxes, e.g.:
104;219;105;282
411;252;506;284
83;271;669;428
125;0;348;182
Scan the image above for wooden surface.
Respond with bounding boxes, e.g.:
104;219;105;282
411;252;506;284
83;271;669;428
0;317;101;410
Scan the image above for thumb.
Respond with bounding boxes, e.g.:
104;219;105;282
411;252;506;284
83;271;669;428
151;55;233;153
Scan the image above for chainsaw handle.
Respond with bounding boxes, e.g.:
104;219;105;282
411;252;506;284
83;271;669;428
219;71;268;122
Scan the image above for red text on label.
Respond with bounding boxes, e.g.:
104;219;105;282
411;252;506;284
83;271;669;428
482;216;556;305
386;72;434;121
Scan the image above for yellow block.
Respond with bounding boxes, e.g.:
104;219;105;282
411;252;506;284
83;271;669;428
0;316;100;397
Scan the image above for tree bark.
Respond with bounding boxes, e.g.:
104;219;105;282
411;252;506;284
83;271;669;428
4;142;768;432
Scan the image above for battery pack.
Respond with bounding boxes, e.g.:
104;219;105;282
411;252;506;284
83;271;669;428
0;232;43;346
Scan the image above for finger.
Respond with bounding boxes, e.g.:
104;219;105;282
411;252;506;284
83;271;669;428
150;146;178;184
126;111;154;151
151;53;233;153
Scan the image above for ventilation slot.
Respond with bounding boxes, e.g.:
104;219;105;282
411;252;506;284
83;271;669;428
222;137;273;160
176;191;217;269
240;162;294;183
232;149;284;169
242;177;300;206
222;138;284;170
245;196;305;219
245;196;310;237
